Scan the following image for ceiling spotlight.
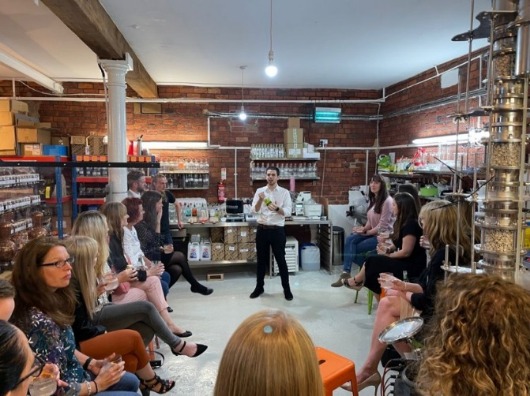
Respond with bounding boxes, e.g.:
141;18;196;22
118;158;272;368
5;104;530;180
265;0;277;78
238;65;247;121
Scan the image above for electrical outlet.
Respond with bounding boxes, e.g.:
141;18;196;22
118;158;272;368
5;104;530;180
319;139;328;147
349;162;357;169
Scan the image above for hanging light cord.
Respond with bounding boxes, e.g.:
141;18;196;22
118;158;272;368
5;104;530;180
240;66;246;106
269;0;274;57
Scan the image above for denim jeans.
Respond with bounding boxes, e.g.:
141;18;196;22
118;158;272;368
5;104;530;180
89;371;139;394
342;233;377;272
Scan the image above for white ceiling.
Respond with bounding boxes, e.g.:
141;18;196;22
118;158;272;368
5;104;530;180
0;0;491;91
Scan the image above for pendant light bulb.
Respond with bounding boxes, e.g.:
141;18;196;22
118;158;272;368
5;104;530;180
238;106;247;121
265;50;278;77
265;0;277;78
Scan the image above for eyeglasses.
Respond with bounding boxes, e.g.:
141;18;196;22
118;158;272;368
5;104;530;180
39;257;75;268
15;354;46;386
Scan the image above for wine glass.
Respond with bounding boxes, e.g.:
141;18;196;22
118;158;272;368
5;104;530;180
28;365;57;396
101;272;119;292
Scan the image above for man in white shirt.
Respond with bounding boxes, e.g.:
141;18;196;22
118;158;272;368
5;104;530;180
250;166;293;300
127;170;147;198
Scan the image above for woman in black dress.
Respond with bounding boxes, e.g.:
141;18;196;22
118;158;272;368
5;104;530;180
344;192;425;296
135;191;213;296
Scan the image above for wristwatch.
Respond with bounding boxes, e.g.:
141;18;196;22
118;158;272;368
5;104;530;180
275;207;280;212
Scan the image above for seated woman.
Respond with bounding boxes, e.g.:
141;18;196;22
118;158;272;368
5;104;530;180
214;309;323;396
344;200;471;393
99;202;189;337
71;211;207;358
134;192;213;296
9;237;140;395
416;274;530;395
66;236;175;394
332;174;394;287
344;192;425;297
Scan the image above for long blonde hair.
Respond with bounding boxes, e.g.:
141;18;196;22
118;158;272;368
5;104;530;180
416;274;530;395
64;236;99;319
419;200;472;263
71;211;109;278
214;310;324;396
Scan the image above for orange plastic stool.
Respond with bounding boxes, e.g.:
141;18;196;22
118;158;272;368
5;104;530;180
316;346;358;396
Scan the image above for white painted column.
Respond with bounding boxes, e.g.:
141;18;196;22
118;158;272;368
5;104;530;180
98;56;133;203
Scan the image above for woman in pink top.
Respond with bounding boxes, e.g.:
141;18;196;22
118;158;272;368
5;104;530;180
332;174;394;287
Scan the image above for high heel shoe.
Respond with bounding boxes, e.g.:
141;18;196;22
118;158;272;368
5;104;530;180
138;374;175;394
173;330;192;338
343;276;363;291
190;285;214;295
172;340;208;358
340;371;381;394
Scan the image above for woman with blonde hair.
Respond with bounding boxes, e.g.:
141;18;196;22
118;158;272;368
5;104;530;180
345;200;471;394
99;202;189;337
71;211;207;359
416;274;530;396
66;236;175;394
214;310;323;396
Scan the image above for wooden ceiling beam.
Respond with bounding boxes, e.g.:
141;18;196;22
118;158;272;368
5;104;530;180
41;0;158;98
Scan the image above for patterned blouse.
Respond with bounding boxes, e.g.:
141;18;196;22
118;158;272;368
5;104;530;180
25;307;89;385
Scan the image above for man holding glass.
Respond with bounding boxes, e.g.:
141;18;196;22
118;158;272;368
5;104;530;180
250;166;293;301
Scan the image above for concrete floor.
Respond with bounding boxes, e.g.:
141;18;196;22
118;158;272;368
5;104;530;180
154;266;379;395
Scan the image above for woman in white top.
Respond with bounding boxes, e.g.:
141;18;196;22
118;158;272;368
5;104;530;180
103;200;192;338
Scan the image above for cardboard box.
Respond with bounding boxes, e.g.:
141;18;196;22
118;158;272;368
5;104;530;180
18;143;42;156
238;242;252;260
284;128;304;158
211;243;225;261
70;136;87;145
287;117;300;129
248;243;257;261
224;227;238;244
238;226;250;243
224;244;238;260
0;126;16;151
249;226;257;242
88;135;107;155
16;128;51;144
210;227;224;243
0;99;28;114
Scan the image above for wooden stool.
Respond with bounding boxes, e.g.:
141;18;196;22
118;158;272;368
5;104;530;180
316;346;358;396
354;288;374;315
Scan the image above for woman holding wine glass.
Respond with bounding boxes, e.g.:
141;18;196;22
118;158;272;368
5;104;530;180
343;200;472;393
134;192;212;296
66;236;176;394
72;210;199;342
9;237;140;395
343;192;425;298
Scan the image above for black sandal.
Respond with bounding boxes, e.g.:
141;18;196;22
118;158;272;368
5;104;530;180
140;374;175;394
172;340;208;358
343;276;363;291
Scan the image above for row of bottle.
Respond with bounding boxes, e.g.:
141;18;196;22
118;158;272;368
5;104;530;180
159;159;210;172
77;167;109;177
164;174;210;189
170;203;228;224
250;162;318;179
250;144;286;159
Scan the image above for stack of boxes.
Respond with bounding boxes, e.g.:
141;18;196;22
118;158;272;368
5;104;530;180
284;118;304;158
209;226;258;262
0;99;54;156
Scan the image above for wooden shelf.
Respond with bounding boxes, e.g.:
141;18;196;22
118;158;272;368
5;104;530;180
76;176;109;183
76;198;105;205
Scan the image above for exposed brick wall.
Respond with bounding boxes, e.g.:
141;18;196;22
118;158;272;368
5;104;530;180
0;49;489;204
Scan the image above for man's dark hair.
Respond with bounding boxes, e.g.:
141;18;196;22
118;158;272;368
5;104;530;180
127;170;144;188
266;166;280;176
